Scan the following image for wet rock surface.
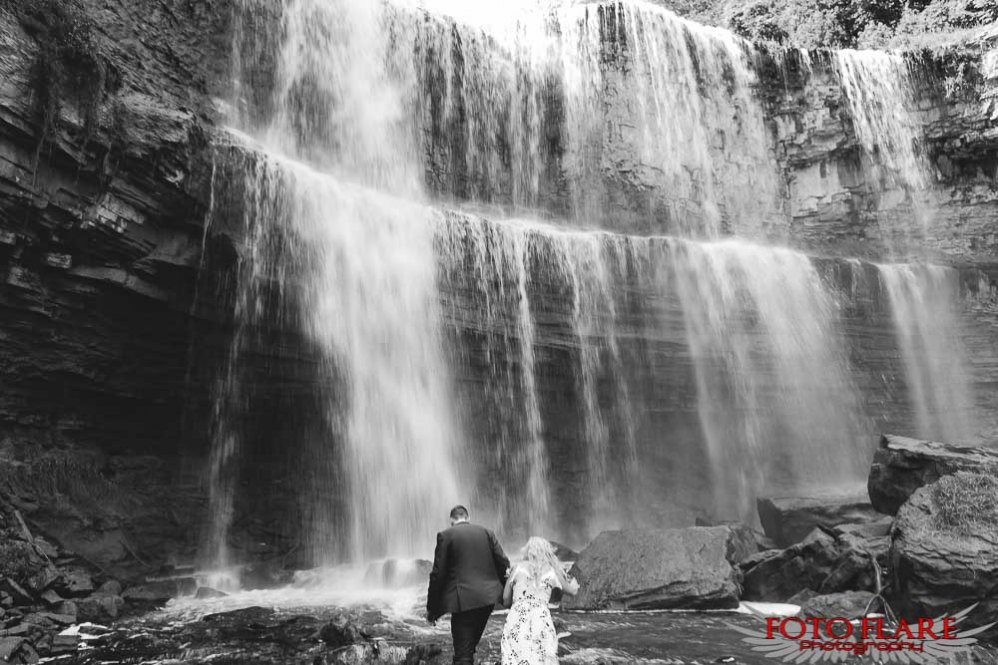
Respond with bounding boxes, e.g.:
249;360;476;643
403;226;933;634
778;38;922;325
563;527;743;611
43;606;821;665
741;525;888;603
890;471;998;627
756;491;886;548
869;435;998;515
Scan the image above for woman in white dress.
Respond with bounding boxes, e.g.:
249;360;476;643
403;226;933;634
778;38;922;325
500;537;580;665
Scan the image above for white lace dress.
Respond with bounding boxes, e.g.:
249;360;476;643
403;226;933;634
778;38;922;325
501;565;561;665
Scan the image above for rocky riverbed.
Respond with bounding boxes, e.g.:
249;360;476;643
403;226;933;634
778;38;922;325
36;601;998;664
21;603;850;665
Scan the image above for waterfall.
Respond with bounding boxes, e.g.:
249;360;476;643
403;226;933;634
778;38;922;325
388;0;779;235
836;50;931;254
878;264;976;444
558;2;780;236
201;0;983;568
669;240;869;519
836;51;978;443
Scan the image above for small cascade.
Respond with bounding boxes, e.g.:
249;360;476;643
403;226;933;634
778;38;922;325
386;0;780;236
667;240;869;520
835;51;978;443
558;1;780;236
878;264;977;444
204;150;290;570
835;50;931;254
265;0;423;193
435;217;641;539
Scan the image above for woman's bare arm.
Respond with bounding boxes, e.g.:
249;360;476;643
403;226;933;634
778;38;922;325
553;562;580;596
502;568;517;608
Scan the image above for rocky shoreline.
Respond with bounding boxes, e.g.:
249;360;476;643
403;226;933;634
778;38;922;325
2;433;997;664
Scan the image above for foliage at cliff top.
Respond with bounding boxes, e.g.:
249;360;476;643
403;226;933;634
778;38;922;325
665;0;998;50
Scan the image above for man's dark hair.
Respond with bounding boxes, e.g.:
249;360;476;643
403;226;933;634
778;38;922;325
449;505;469;520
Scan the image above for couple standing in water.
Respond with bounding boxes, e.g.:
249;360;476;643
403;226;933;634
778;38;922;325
426;505;580;664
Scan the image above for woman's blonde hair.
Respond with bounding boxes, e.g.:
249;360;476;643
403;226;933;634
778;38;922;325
521;536;563;584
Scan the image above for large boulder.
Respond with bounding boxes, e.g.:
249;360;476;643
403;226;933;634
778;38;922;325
797;590;876;619
561;526;742;611
742;526;888;602
694;518;771;561
757;490;885;548
868;434;998;515
890;472;998;626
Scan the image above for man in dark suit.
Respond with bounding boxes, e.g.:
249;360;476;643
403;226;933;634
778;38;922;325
427;505;510;665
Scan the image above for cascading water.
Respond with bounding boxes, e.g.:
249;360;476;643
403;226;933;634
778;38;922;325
668;240;869;519
836;50;931;253
878;264;977;444
202;0;984;578
389;0;780;235
835;51;978;443
558;2;780;236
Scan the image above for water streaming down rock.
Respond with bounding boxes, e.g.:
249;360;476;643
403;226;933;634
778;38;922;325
435;214;871;536
877;264;977;444
265;0;423;193
205;0;463;566
836;51;978;443
204;0;987;567
665;240;871;520
436;217;644;539
213;142;465;562
391;0;780;236
558;2;780;236
835;50;931;254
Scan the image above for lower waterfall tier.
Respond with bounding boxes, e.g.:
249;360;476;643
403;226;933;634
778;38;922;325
193;144;996;564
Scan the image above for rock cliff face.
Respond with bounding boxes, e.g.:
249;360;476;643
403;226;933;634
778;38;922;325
0;0;997;571
0;0;241;571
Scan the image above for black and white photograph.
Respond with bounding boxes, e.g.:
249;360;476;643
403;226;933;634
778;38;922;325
0;0;996;662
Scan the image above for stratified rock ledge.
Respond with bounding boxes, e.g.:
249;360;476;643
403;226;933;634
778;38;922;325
868;434;998;515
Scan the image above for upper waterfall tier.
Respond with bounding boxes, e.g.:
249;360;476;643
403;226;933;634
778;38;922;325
228;0;998;262
237;0;782;238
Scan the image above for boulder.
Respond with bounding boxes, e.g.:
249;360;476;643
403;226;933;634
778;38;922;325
76;593;125;621
695;518;769;561
757;490;885;548
742;528;840;601
798;590;876;619
121;577;195;604
26;567;58;594
890;472;998;626
832;517;892;540
0;579;33;606
741;525;887;602
868;434;998;515
0;637;26;662
560;526;741;611
318;613;364;648
52;570;94;598
39;589;63;607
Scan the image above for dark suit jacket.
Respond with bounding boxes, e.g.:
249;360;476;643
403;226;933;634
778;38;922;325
426;522;510;619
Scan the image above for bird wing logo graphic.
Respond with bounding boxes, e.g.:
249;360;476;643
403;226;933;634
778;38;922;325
726;604;995;663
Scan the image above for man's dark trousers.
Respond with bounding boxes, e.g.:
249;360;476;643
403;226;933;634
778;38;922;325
450;605;493;665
